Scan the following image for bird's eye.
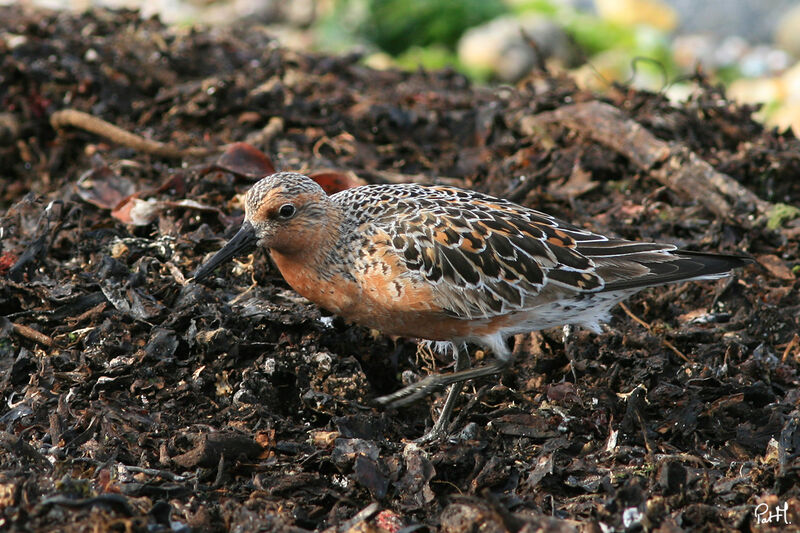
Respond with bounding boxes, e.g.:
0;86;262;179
278;204;296;219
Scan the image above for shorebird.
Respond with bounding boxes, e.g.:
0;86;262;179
193;172;752;441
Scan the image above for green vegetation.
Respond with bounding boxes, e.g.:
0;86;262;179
314;0;507;56
393;44;461;72
766;203;800;230
314;0;676;85
363;0;507;54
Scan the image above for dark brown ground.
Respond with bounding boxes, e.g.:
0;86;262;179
1;6;799;532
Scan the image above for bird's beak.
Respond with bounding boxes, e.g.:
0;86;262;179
192;221;258;282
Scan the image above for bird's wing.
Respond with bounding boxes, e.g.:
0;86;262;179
381;186;628;319
340;184;747;320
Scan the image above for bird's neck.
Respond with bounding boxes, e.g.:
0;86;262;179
269;212;359;315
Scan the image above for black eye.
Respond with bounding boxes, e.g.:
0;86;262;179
278;204;296;219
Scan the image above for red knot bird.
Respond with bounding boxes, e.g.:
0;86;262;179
193;171;752;441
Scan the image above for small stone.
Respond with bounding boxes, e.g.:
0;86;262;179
458;14;576;82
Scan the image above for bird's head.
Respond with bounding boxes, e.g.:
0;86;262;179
193;172;331;281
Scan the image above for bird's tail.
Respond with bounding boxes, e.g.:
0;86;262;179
600;250;753;292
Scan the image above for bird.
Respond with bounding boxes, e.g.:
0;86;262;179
192;171;752;441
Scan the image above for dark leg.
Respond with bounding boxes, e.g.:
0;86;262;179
416;344;471;442
563;324;578;382
376;357;511;408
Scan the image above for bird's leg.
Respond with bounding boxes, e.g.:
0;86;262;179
416;344;471;443
563;324;578;382
376;357;511;408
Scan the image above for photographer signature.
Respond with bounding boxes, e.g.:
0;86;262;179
754;502;791;525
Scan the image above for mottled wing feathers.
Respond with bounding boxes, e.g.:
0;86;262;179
334;184;596;318
331;184;747;320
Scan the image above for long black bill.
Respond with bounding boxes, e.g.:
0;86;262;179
192;221;258;282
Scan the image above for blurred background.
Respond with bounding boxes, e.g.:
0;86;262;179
10;0;800;135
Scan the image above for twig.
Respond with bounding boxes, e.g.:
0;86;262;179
618;302;690;363
12;322;54;347
244;116;284;147
782;333;800;363
121;465;190;482
51;109;216;159
521;101;772;226
337;502;380;533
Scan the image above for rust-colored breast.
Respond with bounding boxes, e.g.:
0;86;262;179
271;244;467;339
